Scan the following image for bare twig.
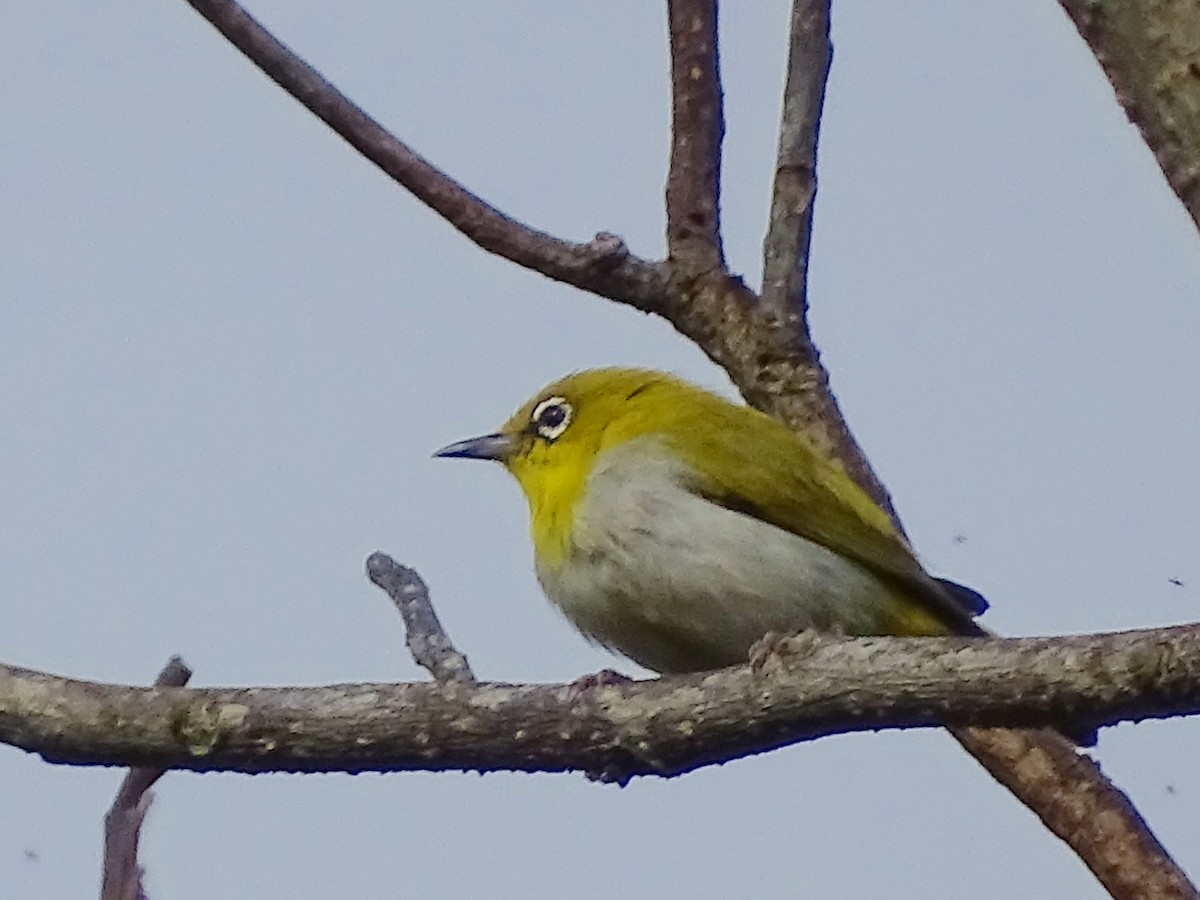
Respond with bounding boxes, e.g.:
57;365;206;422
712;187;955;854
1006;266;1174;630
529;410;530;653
665;0;726;272
181;0;670;311
101;656;193;900
1058;0;1200;235
3;625;1199;776
366;553;475;685
954;726;1197;900
760;0;830;325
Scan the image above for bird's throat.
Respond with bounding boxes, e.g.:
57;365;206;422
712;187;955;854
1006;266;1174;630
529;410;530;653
517;458;590;570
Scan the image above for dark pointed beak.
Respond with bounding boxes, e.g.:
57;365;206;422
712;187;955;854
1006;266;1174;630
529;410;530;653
433;432;516;462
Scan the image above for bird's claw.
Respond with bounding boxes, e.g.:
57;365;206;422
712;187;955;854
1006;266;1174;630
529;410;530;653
748;629;825;672
567;668;634;701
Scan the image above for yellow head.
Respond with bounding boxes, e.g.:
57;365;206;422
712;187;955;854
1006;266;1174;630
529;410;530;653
435;369;688;564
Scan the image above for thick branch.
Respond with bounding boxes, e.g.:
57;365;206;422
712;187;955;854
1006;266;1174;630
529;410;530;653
665;0;726;271
182;0;670;310
1059;0;1200;234
2;626;1198;777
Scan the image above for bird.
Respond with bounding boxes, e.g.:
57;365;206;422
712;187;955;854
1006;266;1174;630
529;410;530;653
435;367;996;676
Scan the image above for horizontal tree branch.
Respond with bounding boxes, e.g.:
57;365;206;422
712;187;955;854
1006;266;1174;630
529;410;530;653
3;624;1197;777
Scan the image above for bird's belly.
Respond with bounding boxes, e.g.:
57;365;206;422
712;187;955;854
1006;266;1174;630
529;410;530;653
535;465;901;674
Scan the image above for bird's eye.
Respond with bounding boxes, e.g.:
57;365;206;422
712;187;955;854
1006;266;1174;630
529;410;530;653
531;396;572;441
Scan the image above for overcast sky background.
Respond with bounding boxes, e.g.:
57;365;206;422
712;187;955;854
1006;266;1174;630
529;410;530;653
1;2;1198;898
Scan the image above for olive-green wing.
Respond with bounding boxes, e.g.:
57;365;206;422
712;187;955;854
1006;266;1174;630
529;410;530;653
666;402;985;633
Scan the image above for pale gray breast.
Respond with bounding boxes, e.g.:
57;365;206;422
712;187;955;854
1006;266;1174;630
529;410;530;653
535;441;896;673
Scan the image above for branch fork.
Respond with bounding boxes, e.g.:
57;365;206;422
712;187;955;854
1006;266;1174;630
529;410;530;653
35;1;1200;897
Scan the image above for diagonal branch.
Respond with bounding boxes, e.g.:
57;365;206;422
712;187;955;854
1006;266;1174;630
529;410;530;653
176;0;881;511
954;725;1196;900
760;0;831;326
182;0;670;311
665;0;726;272
2;625;1199;777
366;553;475;685
1058;0;1200;234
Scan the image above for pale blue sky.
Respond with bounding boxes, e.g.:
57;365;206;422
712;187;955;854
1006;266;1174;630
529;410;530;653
1;3;1197;898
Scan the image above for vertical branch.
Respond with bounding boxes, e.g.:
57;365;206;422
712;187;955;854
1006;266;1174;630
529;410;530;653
760;0;832;325
665;0;726;272
748;0;899;520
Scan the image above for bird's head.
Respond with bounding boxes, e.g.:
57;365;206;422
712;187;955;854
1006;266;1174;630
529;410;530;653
435;367;679;487
435;369;697;562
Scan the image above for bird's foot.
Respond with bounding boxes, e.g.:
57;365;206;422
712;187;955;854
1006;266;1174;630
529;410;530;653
748;629;824;672
748;631;789;672
567;668;634;701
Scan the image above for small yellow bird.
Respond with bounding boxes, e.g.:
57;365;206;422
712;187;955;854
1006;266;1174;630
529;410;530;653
436;367;990;675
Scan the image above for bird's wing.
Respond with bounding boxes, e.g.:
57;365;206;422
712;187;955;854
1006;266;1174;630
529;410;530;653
667;409;985;633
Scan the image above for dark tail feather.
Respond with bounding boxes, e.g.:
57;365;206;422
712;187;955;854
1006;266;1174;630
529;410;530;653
1062;723;1099;747
936;577;989;616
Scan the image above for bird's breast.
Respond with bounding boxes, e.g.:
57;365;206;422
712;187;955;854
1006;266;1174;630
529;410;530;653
534;443;902;673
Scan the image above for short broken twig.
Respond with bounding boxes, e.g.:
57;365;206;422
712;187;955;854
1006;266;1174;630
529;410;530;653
366;552;475;685
101;655;193;900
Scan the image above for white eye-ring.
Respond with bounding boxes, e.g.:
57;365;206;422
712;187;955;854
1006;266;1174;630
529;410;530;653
531;396;572;441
